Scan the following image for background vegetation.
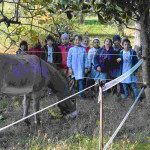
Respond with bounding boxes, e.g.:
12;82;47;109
0;0;149;149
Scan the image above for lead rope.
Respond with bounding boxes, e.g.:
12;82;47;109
103;83;147;150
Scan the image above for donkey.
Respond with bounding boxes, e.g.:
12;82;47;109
0;53;76;125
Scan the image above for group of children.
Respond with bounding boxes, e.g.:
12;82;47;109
16;33;140;100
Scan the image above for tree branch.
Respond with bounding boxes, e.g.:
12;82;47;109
0;11;21;26
143;1;150;16
16;0;20;22
22;23;52;33
0;28;20;51
123;22;141;31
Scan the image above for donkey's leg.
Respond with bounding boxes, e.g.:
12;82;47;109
32;93;40;125
22;95;31;125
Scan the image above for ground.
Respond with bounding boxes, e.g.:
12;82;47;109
0;80;149;149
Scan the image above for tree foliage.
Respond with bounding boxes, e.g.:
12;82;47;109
0;0;149;51
0;0;80;51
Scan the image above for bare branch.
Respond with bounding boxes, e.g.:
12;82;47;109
0;28;19;50
123;22;141;31
22;23;52;33
16;0;20;22
4;41;13;53
0;10;21;26
4;0;49;11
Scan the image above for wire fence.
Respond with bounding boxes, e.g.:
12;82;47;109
0;58;145;150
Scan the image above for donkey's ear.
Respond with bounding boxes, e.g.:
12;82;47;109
67;76;75;92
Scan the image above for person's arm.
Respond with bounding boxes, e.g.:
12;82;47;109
88;49;92;69
84;51;89;69
67;48;72;68
94;49;101;71
54;45;62;68
67;48;73;75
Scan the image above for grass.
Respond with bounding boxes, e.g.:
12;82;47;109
15;132;150;150
77;21;135;47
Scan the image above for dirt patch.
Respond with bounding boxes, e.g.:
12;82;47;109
0;86;149;149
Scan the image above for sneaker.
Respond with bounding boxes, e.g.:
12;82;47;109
121;94;126;99
65;110;77;119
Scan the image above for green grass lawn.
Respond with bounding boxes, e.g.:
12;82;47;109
77;15;135;47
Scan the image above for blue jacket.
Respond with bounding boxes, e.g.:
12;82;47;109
119;49;139;74
67;46;88;80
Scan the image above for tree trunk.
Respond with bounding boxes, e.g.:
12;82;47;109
140;11;150;107
79;11;84;24
134;22;141;54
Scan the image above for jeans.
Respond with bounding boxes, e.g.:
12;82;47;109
78;79;84;98
122;82;139;99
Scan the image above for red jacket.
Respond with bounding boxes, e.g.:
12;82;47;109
59;43;73;69
28;40;41;57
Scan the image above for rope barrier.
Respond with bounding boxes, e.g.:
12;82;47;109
84;77;145;84
23;51;140;57
0;83;97;132
102;59;143;92
8;51;139;56
0;59;144;136
103;85;146;150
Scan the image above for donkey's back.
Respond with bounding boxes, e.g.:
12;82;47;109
0;53;50;95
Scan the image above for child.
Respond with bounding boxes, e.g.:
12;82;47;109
111;35;125;98
121;36;132;49
94;38;114;84
67;34;88;99
87;38;101;87
40;34;62;68
16;41;28;55
28;39;41;57
81;35;90;54
59;33;73;75
117;39;139;100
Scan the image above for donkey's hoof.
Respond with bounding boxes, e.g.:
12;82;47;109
64;110;77;120
34;120;41;125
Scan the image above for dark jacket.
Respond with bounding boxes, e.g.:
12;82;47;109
40;44;62;68
94;45;114;73
111;46;123;69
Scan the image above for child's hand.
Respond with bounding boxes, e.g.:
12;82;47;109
97;66;101;72
85;69;88;75
68;68;73;75
116;58;121;63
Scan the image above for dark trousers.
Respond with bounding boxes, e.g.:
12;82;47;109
110;76;125;94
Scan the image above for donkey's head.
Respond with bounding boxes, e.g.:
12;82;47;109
46;64;76;116
64;75;75;96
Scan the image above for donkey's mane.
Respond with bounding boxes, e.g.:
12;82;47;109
47;63;68;81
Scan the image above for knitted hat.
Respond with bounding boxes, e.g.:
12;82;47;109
61;33;69;39
93;38;100;42
113;35;121;43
